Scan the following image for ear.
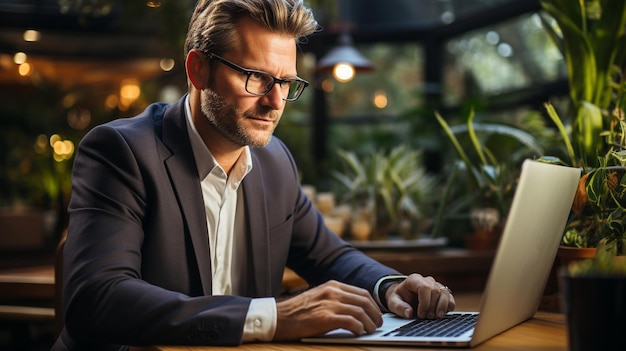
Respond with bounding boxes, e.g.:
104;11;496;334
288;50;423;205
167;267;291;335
186;49;208;90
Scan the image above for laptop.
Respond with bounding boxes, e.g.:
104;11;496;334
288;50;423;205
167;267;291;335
303;159;580;348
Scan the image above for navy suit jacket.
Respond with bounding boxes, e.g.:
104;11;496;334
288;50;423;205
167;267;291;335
53;96;398;350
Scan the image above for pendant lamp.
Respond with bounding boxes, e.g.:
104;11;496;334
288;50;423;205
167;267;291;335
316;33;373;82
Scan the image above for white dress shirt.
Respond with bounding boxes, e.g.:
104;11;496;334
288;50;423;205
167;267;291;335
184;96;276;341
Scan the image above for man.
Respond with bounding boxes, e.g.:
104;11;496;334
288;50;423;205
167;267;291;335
52;0;455;349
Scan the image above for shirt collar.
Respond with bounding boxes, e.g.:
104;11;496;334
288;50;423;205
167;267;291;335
184;95;253;181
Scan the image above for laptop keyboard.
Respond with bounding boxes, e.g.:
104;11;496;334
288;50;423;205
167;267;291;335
383;313;478;338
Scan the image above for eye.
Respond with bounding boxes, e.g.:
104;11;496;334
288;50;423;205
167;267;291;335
249;71;265;81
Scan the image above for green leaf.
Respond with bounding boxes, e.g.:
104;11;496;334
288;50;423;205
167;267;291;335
589;0;626;106
467;109;489;167
572;101;604;167
435;111;484;192
544;102;577;166
449;123;545;157
541;0;597;103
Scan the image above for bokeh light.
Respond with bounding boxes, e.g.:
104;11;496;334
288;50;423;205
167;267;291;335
333;63;355;83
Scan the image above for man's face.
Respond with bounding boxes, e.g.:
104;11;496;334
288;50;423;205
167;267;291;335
200;17;298;148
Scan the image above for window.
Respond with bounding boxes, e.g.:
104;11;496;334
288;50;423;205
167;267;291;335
443;12;565;106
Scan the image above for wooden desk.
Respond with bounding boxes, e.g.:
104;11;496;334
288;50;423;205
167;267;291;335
132;294;567;351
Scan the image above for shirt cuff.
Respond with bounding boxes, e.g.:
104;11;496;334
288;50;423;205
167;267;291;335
373;274;407;312
242;297;277;342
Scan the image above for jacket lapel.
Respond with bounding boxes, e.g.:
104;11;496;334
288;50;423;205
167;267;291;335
160;96;213;295
242;152;272;296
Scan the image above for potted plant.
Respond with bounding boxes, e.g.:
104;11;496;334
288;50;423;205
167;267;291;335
537;0;626;257
539;0;626;169
433;109;545;249
539;116;626;257
560;246;626;350
332;145;436;241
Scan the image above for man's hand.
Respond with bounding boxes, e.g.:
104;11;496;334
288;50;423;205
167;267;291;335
385;273;456;319
273;280;383;340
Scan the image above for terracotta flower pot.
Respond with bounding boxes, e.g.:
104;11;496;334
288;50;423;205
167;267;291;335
557;246;597;269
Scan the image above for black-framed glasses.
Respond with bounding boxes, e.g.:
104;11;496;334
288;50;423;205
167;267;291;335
206;53;309;102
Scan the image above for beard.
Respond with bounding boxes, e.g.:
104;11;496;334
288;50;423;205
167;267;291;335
200;88;280;148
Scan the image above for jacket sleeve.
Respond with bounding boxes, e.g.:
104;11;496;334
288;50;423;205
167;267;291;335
256;139;400;295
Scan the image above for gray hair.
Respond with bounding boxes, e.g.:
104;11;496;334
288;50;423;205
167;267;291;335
184;0;318;57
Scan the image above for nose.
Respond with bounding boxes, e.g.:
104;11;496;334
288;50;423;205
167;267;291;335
259;83;285;109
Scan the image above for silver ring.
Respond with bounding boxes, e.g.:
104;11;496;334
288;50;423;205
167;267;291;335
439;285;452;294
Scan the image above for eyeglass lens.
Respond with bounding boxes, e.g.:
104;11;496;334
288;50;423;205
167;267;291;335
246;72;304;101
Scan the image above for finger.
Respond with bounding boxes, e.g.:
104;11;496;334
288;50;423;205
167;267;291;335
329;282;383;327
321;281;383;330
435;293;450;318
432;284;456;318
387;294;414;318
415;277;437;319
328;281;379;306
327;294;382;334
427;287;440;319
384;281;415;318
448;293;456;311
335;303;380;335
